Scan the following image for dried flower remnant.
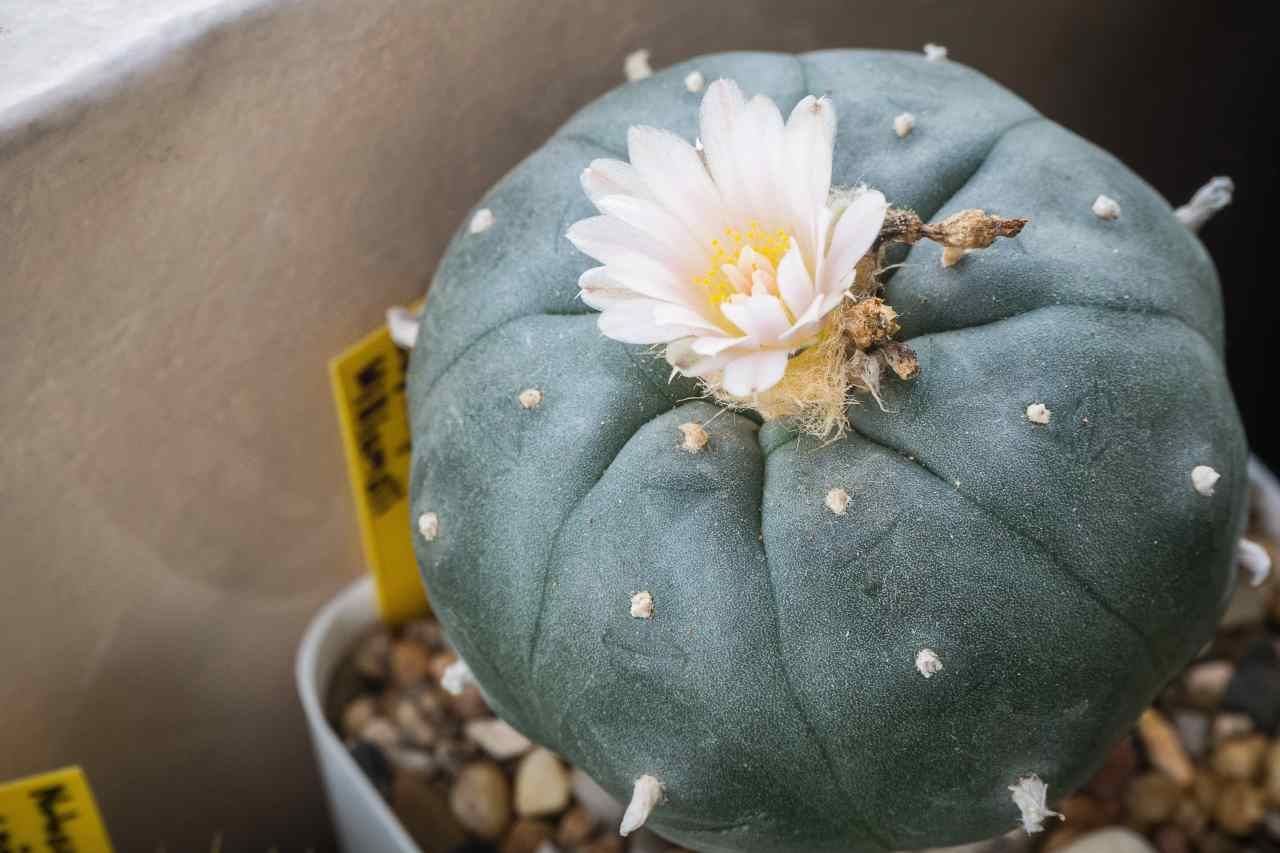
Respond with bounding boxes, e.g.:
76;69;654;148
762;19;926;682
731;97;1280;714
677;422;708;453
1008;775;1063;834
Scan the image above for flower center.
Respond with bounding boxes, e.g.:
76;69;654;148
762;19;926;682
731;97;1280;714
694;220;791;308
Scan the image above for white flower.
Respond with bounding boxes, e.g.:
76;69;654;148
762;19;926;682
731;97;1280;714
567;79;888;397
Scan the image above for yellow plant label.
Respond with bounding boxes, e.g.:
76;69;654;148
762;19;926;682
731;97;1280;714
329;316;429;624
0;766;114;853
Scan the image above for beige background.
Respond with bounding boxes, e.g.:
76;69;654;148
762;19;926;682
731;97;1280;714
0;0;1260;849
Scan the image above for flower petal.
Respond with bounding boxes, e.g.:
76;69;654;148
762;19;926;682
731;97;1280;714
722;350;789;395
566;216;693;303
720;292;791;343
578;266;638;311
595;194;709;274
734;95;786;227
598;303;687;344
691;334;749;356
699;79;749;215
651;303;728;335
821;188;888;296
581;158;652;207
783;95;836;265
627;126;727;247
774;239;813;318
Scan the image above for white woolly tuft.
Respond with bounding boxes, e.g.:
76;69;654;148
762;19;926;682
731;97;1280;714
625;49;653;81
923;43;948;61
1239;539;1272;587
441;659;474;696
825;487;850;516
469;208;496;234
915;648;943;678
620;775;663;836
417;512;439;542
1175;176;1234;232
387;306;420;349
630;591;655;619
1192;465;1221;497
1008;775;1063;834
1026;403;1051;425
684;70;705;93
893;112;915;138
1092;195;1121;220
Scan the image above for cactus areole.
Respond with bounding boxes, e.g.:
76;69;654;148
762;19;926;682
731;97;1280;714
408;50;1248;852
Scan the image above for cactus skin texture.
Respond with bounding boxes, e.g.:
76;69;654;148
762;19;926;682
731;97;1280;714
408;50;1249;852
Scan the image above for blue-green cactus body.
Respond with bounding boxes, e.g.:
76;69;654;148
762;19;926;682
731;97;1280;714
409;50;1248;852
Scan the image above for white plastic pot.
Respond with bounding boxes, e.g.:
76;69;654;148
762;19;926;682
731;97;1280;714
296;576;421;853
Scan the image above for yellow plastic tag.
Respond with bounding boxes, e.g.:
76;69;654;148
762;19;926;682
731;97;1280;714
0;766;114;853
329;314;429;624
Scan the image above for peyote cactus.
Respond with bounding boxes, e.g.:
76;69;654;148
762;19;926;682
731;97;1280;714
408;50;1249;851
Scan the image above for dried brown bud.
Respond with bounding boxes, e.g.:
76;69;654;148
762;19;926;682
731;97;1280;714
922;208;1028;250
845;298;900;350
879;342;920;380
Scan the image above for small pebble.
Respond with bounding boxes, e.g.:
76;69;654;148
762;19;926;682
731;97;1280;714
391;640;434;688
1265;741;1280;806
514;748;571;817
582;837;624;853
1172;711;1210;759
1085;738;1137;801
1183;661;1235;709
427;651;460;683
1137;709;1194;787
395;697;440;748
571;769;625;825
501;818;555;853
1151;825;1189;853
349;740;393;796
1211;712;1255;745
1125;772;1181;825
435;739;477;775
353;631;392;681
1213;781;1266;836
1056;828;1156;853
1211;734;1268;781
403;619;446;650
1192;770;1222;813
449;684;492;721
387;745;437;777
1221;639;1280;729
465;718;534;761
342;696;379;737
392;771;469;850
555;804;596;847
450;761;513;840
360;716;401;752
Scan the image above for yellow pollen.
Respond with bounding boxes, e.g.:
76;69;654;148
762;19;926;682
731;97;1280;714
694;222;792;307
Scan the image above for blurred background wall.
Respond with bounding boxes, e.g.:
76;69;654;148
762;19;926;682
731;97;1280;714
1;0;1273;849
